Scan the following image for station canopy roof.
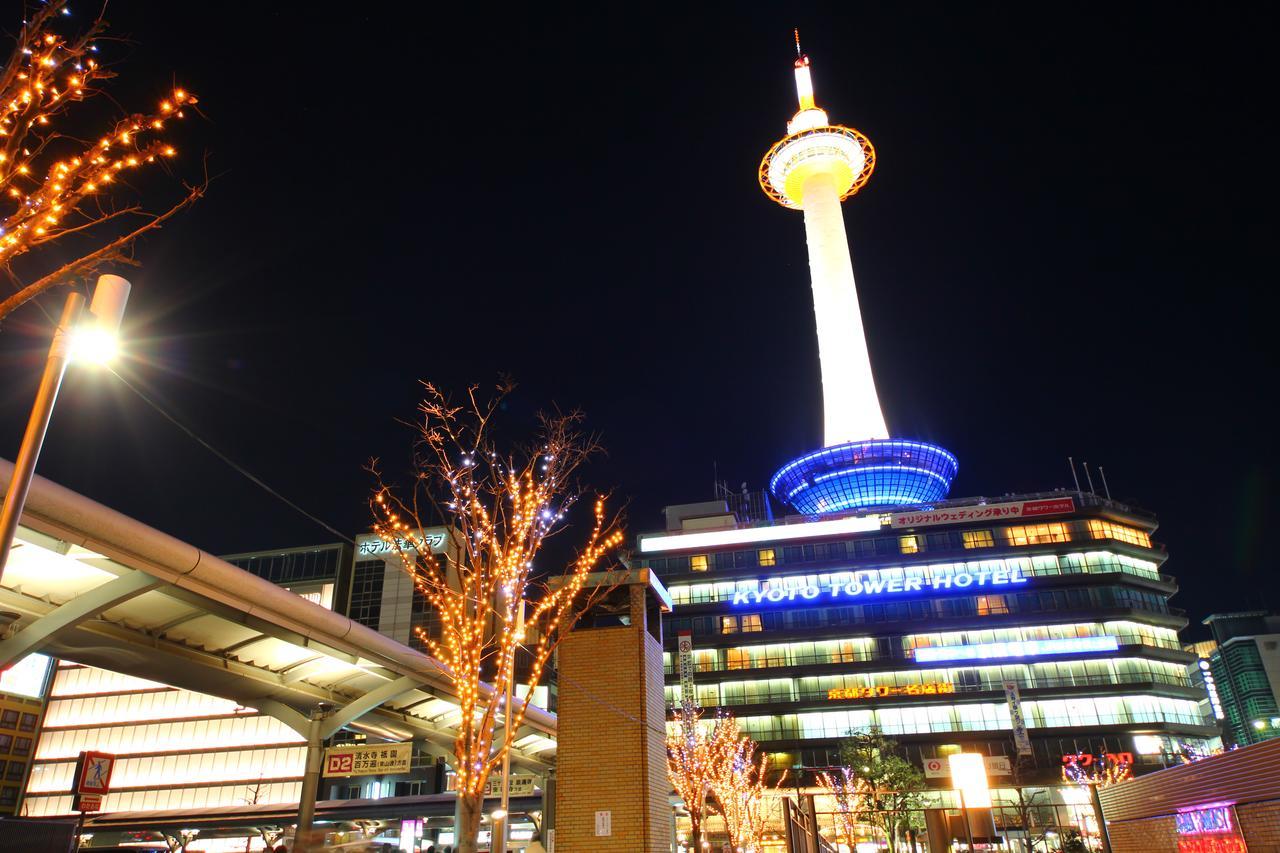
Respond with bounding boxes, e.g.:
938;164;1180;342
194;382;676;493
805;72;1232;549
0;459;556;770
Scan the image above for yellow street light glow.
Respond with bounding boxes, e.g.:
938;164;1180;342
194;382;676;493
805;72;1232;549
948;753;992;808
69;325;118;364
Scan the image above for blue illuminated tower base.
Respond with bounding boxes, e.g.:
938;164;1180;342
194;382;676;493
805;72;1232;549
770;439;959;515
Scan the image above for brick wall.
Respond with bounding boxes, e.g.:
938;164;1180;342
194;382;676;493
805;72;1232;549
1240;800;1280;852
1105;814;1178;852
1104;800;1280;852
555;586;672;852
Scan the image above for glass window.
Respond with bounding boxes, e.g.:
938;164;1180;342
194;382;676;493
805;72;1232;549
691;555;709;572
719;616;738;634
18;713;37;732
0;734;10;753
899;536;920;554
742;614;763;633
1086;519;1153;548
1006;523;1070;545
963;530;994;549
12;737;30;757
0;710;17;728
4;761;22;782
0;786;16;807
758;549;776;567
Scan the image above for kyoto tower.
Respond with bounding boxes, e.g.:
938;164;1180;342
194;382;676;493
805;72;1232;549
762;35;957;515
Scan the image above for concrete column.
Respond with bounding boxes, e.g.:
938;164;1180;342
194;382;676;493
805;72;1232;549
296;709;328;851
800;170;889;446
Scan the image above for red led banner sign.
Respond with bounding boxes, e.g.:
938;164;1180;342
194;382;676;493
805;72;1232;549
828;682;956;700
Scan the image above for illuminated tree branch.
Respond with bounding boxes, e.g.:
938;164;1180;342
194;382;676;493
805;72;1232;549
369;381;624;853
0;0;204;325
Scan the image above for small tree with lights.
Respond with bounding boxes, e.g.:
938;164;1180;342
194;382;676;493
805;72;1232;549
707;713;783;852
370;382;623;853
668;702;742;851
0;0;204;325
818;766;864;850
839;729;928;850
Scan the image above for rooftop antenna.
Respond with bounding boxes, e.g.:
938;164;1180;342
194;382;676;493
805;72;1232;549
794;27;803;57
1098;466;1113;500
1082;461;1097;495
1068;457;1082;492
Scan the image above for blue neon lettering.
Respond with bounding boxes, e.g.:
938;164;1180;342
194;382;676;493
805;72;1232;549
725;567;1033;606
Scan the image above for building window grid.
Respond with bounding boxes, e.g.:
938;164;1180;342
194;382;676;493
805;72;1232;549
699;695;1206;743
664;621;1180;676
666;657;1192;707
648;519;1157;577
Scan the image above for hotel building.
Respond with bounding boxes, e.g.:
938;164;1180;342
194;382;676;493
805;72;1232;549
642;490;1216;783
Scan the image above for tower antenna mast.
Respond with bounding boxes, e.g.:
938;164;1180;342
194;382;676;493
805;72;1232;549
760;37;957;514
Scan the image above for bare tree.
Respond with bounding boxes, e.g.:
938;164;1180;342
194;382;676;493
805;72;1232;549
370;382;624;853
0;0;205;324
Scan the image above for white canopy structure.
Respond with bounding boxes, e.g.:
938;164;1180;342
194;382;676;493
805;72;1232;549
0;459;556;771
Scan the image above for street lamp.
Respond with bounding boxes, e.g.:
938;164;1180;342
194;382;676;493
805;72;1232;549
0;275;131;583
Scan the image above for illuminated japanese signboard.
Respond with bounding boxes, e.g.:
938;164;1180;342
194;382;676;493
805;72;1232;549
890;497;1074;529
731;565;1028;606
1176;804;1248;853
355;528;449;558
323;742;412;777
828;682;955;700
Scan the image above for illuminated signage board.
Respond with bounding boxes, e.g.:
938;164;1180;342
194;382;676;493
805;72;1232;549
731;565;1027;606
913;635;1119;663
638;514;883;554
1176;805;1247;853
828;682;956;700
891;497;1074;529
355;528;449;557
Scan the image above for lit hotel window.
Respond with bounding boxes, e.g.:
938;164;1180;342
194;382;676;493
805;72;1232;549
691;555;709;572
758;548;776;567
899;536;920;554
963;530;994;549
1087;520;1152;548
742;614;763;633
976;595;1008;616
720;616;739;634
1006;523;1070;546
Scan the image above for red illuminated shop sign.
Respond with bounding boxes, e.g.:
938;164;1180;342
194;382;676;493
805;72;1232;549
1176;805;1248;853
890;497;1074;528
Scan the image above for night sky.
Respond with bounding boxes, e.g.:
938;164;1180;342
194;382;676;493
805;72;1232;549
1;6;1274;634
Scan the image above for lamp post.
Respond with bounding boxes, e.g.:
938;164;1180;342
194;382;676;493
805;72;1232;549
0;275;131;584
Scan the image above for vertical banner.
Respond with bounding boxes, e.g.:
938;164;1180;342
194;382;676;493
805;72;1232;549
1003;681;1033;756
677;630;696;706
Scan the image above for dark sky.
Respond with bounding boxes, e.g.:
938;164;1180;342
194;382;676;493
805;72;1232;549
1;5;1274;634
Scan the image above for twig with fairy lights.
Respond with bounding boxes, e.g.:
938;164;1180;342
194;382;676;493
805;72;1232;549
708;713;784;853
369;381;623;853
0;0;206;324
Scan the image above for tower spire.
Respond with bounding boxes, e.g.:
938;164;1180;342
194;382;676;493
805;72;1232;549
759;40;958;514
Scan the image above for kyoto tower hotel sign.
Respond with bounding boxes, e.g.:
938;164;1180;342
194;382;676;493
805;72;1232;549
761;35;957;515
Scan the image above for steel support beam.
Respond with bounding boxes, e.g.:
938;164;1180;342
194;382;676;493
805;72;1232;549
0;570;160;669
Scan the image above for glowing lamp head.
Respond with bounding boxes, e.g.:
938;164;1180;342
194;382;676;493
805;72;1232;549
948;753;992;808
71;274;131;365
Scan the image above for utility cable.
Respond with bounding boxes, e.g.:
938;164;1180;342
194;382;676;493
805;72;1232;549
109;367;354;545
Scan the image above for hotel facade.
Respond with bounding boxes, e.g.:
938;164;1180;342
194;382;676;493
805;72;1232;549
642;489;1216;784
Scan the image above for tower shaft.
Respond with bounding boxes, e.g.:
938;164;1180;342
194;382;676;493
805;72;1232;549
800;171;888;445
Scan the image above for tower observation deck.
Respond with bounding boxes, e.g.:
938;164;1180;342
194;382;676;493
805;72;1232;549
760;38;957;515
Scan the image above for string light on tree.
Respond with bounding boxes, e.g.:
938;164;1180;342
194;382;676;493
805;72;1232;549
0;0;205;324
370;381;624;853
